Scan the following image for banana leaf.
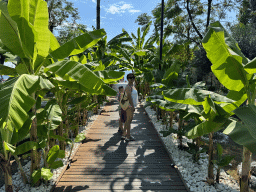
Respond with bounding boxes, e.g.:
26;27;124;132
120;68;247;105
0;1;27;58
202;21;250;92
163;88;235;105
49;29;106;60
223;120;256;154
94;70;125;83
0;75;39;143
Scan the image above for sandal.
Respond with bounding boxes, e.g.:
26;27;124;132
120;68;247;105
125;136;135;142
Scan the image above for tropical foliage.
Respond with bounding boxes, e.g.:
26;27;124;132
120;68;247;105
0;0;256;191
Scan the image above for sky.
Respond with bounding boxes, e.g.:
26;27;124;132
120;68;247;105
68;0;240;42
69;0;161;42
3;0;240;79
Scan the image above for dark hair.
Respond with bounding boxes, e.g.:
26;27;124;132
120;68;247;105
118;86;124;90
127;73;135;79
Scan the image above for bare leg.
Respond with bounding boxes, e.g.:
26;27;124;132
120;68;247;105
124;107;134;138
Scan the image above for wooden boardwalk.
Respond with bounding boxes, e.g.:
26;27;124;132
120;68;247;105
52;97;189;192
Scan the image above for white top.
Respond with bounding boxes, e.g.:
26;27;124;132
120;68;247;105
132;88;138;108
126;85;138;108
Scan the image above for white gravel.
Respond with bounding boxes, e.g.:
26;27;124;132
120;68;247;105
0;100;107;192
141;99;240;192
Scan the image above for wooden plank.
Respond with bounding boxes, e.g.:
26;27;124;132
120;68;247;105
65;167;178;173
61;174;181;180
70;162;174;168
63;171;179;175
58;180;184;185
56;182;187;190
51;101;189;192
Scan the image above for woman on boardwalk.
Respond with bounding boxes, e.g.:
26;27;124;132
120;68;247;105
121;73;138;142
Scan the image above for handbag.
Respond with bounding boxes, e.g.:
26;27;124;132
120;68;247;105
120;92;129;110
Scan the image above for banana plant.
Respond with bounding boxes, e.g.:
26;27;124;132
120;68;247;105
212;143;235;183
202;21;256;192
0;0;116;190
33;99;64;184
163;84;246;185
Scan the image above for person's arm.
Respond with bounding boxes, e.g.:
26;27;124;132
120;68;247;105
126;86;134;109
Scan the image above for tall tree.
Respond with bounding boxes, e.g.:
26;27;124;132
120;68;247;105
135;13;152;32
56;24;88;45
45;0;80;32
237;0;256;25
136;0;242;46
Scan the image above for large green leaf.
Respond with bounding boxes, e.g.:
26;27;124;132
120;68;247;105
202;21;248;92
53;78;116;96
47;145;60;165
186;120;226;139
29;0;50;58
49;29;106;60
8;0;35;59
141;21;152;47
162;61;180;86
163;88;235;105
0;1;26;58
112;45;131;63
223;120;256;154
10;115;32;144
133;50;148;56
0;65;18;76
74;133;86;143
49;31;60;52
220;89;247;114
39;77;54;90
0;75;39;137
233;104;256;139
32;168;53;184
44;100;62;130
94;70;125;83
244;57;256;74
14;141;37;156
49;160;63;169
45;60;105;92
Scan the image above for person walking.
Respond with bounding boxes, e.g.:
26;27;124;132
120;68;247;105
117;86;126;134
121;73;138;142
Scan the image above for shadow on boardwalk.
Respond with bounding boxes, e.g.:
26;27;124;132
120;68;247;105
52;97;189;192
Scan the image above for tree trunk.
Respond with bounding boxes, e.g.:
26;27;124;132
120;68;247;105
0;155;13;192
240;146;252;192
59;122;65;150
83;109;87;126
96;0;100;29
207;132;215;185
14;155;28;184
195;136;202;162
74;104;81;137
93;95;98;114
30;98;41;185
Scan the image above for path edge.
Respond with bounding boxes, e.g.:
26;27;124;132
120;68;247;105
141;103;191;192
